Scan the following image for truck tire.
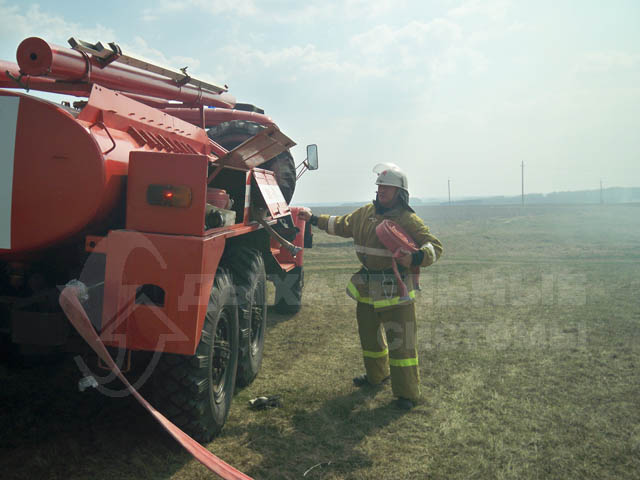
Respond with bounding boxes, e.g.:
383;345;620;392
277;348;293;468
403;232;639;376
152;269;239;442
207;120;296;203
223;248;267;387
274;266;304;315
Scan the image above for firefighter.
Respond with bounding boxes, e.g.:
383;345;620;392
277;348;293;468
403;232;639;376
298;163;443;410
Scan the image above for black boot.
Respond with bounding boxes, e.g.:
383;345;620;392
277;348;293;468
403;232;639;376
394;397;415;410
353;374;390;387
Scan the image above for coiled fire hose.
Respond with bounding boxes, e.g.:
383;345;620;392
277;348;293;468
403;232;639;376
375;220;420;299
59;286;253;480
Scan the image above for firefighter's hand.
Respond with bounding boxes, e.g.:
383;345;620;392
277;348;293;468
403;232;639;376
397;253;412;268
298;208;312;222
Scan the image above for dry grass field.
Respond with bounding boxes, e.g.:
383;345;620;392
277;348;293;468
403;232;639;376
1;204;639;479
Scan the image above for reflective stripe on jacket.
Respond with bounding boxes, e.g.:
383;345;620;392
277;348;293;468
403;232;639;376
347;268;417;308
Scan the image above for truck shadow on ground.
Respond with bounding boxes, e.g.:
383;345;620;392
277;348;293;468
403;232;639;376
0;357;186;480
234;387;410;479
265;305;297;328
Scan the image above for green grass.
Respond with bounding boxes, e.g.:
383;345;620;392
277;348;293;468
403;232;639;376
1;204;639;479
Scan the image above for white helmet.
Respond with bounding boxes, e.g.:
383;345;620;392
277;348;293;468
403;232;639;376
373;163;408;192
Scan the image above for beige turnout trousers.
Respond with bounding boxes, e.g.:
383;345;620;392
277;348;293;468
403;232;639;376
356;301;420;401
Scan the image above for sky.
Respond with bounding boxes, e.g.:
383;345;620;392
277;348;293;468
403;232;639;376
1;0;639;204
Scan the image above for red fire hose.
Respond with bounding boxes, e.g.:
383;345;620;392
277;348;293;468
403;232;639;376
59;286;253;480
375;220;420;298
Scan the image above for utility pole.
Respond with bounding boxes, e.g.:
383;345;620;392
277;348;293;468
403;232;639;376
600;179;604;204
448;178;451;205
521;161;525;207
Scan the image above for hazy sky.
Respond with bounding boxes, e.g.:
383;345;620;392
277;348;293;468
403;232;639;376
1;0;638;203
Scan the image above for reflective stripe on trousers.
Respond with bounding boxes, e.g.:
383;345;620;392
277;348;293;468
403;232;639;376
363;348;389;359
347;280;416;308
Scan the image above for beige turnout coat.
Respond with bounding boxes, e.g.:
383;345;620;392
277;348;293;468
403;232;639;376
316;204;443;309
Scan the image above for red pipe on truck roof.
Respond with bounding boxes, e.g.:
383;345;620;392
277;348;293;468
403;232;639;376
1;59;91;96
161;107;276;128
116;94;276;127
16;37;236;108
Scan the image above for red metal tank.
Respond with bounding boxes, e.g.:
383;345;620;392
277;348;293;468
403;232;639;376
0;91;113;258
0;85;213;259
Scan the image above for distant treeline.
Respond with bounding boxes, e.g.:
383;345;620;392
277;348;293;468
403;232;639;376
435;187;640;206
307;187;640;208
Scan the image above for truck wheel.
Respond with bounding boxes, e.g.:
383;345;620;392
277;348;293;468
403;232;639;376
207;120;296;203
152;269;239;442
224;248;267;387
274;266;304;315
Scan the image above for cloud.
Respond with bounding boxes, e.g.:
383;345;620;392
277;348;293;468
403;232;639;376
576;51;640;73
142;0;258;20
349;19;485;79
448;0;510;21
0;2;115;53
218;43;385;81
343;0;408;19
350;19;462;53
211;15;488;95
141;0;407;24
268;4;334;24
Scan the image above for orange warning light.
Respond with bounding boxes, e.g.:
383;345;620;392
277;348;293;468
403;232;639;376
147;184;192;208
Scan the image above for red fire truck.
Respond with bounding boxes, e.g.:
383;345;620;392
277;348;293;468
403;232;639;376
0;37;317;445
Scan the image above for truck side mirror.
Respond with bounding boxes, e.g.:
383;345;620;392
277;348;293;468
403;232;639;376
306;144;318;170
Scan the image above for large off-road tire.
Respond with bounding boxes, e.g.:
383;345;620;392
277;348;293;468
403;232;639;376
274;266;304;315
152;270;239;442
207;120;297;203
223;248;267;387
